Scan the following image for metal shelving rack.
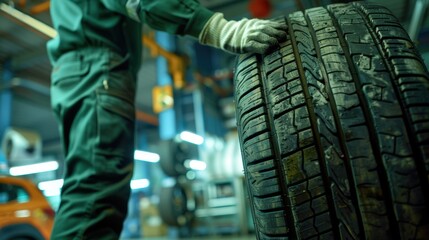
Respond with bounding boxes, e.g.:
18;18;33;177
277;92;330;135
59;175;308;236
193;176;251;236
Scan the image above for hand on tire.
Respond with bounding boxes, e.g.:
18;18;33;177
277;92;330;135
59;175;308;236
199;13;288;54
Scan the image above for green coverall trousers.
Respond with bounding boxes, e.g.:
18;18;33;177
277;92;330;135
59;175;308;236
50;47;136;239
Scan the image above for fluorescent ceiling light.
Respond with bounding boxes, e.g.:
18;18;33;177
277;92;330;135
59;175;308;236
134;150;160;163
9;161;59;176
130;179;150;190
43;188;62;197
38;179;64;191
186;159;207;171
179;131;204;145
38;178;148;196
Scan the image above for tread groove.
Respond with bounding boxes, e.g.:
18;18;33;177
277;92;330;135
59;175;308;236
306;9;365;238
287;14;336;239
354;2;429;204
257;17;296;238
339;4;402;238
353;3;429;238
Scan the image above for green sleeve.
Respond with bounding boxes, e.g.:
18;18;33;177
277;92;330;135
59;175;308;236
101;0;215;38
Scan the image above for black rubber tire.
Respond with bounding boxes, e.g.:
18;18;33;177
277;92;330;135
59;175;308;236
158;183;190;226
234;2;429;240
159;140;189;177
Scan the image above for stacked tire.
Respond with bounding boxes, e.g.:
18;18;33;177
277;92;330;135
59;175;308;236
234;2;429;239
158;140;196;227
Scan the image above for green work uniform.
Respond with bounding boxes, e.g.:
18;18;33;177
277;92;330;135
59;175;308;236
47;1;213;239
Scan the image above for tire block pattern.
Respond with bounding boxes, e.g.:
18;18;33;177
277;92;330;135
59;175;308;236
234;2;429;240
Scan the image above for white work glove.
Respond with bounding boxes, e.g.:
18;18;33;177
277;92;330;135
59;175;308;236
198;13;287;54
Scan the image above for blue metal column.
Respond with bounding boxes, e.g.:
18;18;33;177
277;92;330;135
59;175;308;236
192;44;227;138
192;44;212;139
0;59;13;173
134;125;151;193
155;31;181;239
122;121;151;239
156;32;177;140
0;59;12;139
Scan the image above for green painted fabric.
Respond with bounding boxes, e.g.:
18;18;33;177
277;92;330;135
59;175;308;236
48;1;213;239
47;0;214;74
50;48;136;240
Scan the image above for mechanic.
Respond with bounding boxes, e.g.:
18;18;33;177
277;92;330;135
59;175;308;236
47;0;287;239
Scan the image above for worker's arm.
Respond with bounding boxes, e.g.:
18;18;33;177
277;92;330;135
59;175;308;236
101;0;213;36
199;13;287;54
101;0;287;54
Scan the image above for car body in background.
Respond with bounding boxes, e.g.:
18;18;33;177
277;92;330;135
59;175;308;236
0;176;54;240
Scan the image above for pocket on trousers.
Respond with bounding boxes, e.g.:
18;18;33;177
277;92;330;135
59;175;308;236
50;60;90;111
94;90;135;173
52;60;89;86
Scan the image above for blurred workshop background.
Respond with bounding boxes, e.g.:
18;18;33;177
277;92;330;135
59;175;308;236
0;0;428;239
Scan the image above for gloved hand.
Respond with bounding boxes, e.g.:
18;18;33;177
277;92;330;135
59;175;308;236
198;13;287;54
